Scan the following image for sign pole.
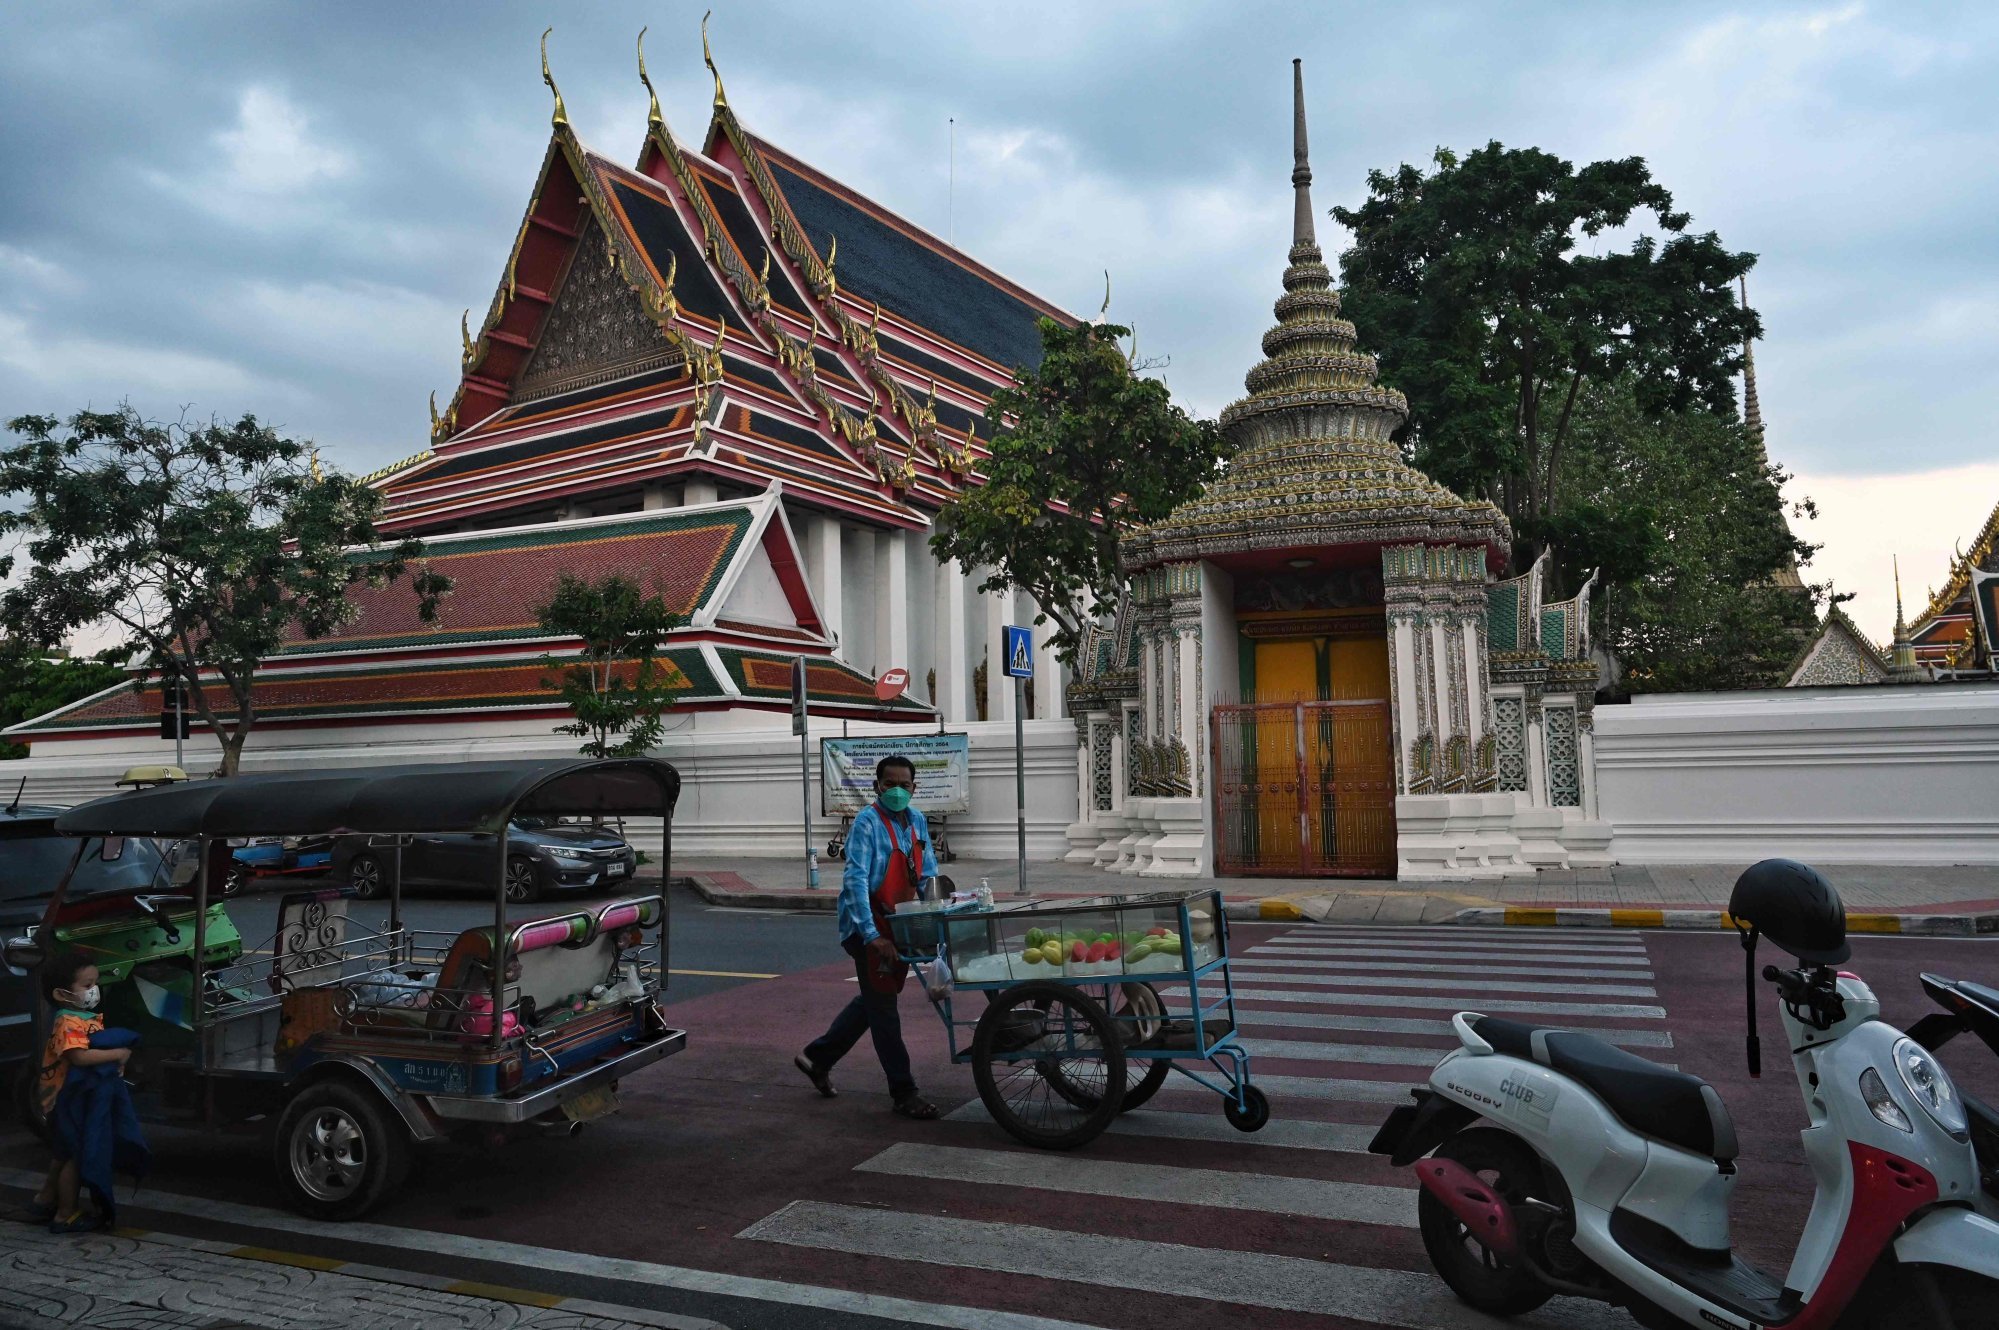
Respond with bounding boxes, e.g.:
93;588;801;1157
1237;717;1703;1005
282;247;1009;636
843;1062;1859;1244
173;685;184;770
793;657;816;889
1001;624;1034;896
1014;675;1027;895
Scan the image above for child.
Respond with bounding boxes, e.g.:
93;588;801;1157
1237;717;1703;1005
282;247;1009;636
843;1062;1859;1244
26;955;129;1233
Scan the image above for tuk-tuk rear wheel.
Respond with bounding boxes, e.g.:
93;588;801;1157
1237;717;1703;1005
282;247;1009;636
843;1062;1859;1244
274;1081;411;1221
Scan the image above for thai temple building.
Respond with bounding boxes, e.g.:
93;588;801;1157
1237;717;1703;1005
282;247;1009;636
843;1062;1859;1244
22;47;1985;871
1062;64;1609;881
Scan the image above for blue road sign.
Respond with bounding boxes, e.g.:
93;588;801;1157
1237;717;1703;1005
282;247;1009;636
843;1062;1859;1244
1002;624;1034;679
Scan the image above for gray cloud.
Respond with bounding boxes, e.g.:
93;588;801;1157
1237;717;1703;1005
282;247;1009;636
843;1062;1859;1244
2;0;1994;486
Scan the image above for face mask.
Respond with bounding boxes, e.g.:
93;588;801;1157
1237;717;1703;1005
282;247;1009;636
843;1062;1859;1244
66;985;100;1011
878;786;912;814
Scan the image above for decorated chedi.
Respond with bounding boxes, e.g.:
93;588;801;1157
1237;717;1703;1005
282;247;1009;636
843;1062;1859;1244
1071;59;1611;880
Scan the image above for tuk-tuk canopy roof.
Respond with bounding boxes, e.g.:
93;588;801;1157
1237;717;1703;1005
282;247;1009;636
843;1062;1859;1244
51;758;680;839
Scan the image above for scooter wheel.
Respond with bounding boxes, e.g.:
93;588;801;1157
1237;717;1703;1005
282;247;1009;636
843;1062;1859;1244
1418;1128;1555;1316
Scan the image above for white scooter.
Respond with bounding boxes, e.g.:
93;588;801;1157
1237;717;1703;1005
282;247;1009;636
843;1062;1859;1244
1371;859;1999;1329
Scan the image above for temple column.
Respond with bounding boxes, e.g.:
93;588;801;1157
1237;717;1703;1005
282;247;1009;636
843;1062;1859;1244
935;559;970;720
642;482;667;511
1032;601;1063;720
984;577;1016;724
684;478;719;507
805;516;844;656
877;529;909;675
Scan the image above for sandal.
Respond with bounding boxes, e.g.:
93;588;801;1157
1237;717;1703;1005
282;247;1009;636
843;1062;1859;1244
794;1054;836;1099
48;1211;104;1235
892;1095;940;1121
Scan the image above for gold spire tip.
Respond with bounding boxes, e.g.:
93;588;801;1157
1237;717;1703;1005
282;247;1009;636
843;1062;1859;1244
637;26;662;128
702;11;728;109
540;28;569;129
1099;269;1111;320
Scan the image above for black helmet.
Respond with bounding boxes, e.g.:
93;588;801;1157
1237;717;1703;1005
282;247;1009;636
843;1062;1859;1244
1729;859;1849;964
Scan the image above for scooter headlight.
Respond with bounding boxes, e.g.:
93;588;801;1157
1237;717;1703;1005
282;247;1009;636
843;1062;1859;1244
1892;1037;1968;1139
1859;1067;1912;1133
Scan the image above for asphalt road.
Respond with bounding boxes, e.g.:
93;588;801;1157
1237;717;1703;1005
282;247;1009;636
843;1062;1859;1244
4;908;1996;1330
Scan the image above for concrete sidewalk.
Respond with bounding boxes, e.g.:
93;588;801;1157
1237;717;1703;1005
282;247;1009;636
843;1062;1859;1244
676;855;1999;936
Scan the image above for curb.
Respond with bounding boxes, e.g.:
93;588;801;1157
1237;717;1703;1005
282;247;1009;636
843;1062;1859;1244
1450;906;1999;937
677;875;838;911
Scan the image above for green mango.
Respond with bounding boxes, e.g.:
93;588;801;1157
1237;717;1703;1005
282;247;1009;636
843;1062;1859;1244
1025;927;1044;948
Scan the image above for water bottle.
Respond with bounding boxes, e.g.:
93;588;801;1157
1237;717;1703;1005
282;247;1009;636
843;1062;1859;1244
976;876;994;910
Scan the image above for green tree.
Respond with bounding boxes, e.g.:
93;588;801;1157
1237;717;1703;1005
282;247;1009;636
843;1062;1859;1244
1552;377;1820;692
536;574;685;758
1332;143;1758;580
931;317;1225;662
0;407;451;775
0;646;124;759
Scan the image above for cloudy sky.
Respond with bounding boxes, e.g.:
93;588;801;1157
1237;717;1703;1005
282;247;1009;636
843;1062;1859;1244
3;1;1994;641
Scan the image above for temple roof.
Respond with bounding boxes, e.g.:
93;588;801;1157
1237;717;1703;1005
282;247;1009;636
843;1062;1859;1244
1124;61;1510;573
1909;494;1999;670
1784;606;1893;687
390;37;1075;538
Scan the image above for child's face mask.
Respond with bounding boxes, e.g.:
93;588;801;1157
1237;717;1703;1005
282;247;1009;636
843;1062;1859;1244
63;985;100;1010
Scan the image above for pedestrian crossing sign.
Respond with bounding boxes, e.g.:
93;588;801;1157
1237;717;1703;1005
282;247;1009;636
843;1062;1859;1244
1002;625;1033;679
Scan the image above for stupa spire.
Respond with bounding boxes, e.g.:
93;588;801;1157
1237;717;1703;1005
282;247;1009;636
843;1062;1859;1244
1291;59;1316;254
1740;276;1763;449
1889;554;1928;682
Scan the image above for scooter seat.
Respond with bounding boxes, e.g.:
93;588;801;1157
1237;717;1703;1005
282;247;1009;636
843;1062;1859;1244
1472;1016;1738;1162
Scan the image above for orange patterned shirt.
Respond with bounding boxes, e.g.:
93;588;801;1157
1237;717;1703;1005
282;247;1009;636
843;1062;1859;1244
37;1009;103;1115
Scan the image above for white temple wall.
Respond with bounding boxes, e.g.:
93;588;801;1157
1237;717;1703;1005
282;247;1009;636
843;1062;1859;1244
7;711;1083;861
1594;683;1999;864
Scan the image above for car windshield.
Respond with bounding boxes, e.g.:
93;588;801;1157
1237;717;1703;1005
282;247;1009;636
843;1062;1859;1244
0;829;169;905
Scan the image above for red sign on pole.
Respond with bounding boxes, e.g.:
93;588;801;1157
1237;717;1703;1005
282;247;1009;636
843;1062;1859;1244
874;667;909;702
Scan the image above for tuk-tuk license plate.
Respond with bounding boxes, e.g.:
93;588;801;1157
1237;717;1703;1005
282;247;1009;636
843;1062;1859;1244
562;1086;620;1123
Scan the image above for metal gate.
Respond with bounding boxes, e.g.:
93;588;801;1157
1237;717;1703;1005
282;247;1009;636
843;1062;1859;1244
1212;699;1396;878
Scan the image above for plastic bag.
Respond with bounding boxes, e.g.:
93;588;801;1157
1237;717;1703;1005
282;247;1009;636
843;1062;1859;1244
915;950;953;1003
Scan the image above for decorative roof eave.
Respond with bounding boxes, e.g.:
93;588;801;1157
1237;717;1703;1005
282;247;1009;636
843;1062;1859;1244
1781;604;1892;684
1916;494;1999;631
690;23;971;485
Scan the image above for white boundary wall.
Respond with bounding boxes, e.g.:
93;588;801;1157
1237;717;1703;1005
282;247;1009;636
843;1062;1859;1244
9;712;1083;862
1594;682;1999;864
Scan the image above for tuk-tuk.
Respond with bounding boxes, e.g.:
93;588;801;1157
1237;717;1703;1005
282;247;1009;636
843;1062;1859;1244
6;757;685;1220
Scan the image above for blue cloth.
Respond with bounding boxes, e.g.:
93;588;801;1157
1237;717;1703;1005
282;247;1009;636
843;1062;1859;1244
50;1027;150;1229
837;802;937;944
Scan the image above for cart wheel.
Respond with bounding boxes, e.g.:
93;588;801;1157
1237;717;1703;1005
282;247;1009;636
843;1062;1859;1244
1041;984;1170;1113
825;841;844;861
972;981;1125;1150
1224;1084;1270;1133
274;1081;412;1220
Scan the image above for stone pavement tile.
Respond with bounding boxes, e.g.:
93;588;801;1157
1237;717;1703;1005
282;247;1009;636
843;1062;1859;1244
0;1227;655;1330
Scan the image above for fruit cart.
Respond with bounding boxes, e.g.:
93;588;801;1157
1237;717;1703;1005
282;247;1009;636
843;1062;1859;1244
890;890;1267;1149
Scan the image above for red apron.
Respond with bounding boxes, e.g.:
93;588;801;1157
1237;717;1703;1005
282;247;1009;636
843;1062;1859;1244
863;812;924;994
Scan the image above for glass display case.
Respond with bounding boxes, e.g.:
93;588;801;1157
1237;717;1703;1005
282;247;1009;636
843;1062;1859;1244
900;891;1225;986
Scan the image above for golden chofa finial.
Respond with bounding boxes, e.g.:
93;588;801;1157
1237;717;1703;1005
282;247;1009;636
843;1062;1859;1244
636;27;663;129
428;391;442;435
540;28;569;129
759;246;771;285
309;447;324;482
460;310;474;364
1098;269;1111;322
701;11;728;109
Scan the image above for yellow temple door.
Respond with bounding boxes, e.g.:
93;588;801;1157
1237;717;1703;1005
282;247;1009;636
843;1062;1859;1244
1212;629;1396;877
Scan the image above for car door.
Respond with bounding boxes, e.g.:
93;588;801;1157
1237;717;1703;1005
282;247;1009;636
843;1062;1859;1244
429;829;504;892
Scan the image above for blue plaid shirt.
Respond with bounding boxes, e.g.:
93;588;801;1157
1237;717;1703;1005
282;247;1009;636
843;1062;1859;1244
839;802;937;944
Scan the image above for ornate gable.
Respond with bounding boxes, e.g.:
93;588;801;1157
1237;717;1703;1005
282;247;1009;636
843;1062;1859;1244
517;216;683;399
1785;608;1891;687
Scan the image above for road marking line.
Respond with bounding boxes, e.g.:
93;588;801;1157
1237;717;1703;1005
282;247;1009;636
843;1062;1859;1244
0;1168;1098;1330
1247;942;1653;966
1267;927;1647;950
943;1101;1378;1153
856;1142;1416;1228
1228;1006;1673;1046
1162;985;1667;1019
1260;932;1647;952
739;1201;1629;1328
668;968;780;979
1238;1036;1677;1072
1235;957;1654;981
1223;969;1657;998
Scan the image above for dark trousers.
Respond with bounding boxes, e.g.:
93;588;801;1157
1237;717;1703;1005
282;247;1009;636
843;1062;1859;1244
803;935;916;1101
